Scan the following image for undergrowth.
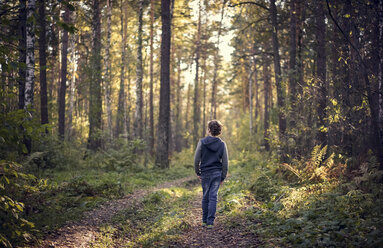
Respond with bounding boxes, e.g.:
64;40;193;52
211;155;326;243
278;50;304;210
218;148;383;247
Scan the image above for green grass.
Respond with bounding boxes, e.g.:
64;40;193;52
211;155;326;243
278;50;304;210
22;155;194;243
90;183;199;247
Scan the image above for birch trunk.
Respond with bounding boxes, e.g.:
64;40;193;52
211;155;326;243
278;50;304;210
25;0;36;109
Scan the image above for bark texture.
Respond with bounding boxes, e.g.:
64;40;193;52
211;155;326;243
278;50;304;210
156;0;172;168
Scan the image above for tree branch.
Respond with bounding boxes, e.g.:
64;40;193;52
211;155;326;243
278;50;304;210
228;1;269;11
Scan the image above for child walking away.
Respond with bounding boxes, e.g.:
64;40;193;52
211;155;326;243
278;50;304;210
194;120;229;228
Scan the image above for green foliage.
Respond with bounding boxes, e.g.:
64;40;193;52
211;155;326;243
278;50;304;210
219;149;383;248
0;106;48;160
0;161;37;247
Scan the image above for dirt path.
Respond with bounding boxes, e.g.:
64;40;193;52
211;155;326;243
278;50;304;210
175;191;261;248
33;176;194;248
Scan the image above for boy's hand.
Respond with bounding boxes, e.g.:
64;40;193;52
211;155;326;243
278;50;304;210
198;176;201;181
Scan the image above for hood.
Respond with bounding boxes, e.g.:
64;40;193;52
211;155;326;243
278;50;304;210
201;136;223;152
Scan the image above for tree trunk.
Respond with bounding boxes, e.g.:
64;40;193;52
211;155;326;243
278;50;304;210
289;0;297;128
88;0;102;150
270;0;286;157
175;54;183;151
58;6;70;139
379;1;383;167
149;0;155;153
25;0;36;109
18;0;27;110
38;0;48;124
116;0;128;140
193;0;202;147
68;33;77;138
210;0;226;120
104;0;113;142
134;0;144;139
315;0;327;145
155;0;172;168
249;59;253;136
263;53;270;151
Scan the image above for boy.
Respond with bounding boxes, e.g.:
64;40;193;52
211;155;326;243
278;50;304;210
194;120;229;228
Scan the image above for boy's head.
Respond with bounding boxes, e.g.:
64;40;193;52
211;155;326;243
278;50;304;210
208;120;223;136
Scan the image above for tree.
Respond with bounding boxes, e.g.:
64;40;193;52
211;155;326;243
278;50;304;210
18;0;27;110
134;0;144;139
25;0;36;109
38;0;48;124
210;0;226;120
270;0;286;159
104;0;113;142
155;0;172;168
58;5;70;139
149;0;155;153
193;0;202;147
88;0;102;150
116;0;128;140
315;0;327;145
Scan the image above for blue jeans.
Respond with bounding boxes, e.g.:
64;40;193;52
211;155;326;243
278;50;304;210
201;170;222;225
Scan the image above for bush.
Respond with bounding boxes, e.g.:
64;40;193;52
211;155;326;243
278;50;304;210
0;160;37;247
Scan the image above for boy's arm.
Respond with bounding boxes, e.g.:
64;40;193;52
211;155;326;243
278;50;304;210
221;143;229;181
194;140;202;176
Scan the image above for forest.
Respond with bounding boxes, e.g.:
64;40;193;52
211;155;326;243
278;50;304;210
1;0;383;247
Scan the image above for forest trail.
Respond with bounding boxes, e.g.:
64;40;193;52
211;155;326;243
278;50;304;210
32;176;195;248
32;176;260;247
173;190;260;248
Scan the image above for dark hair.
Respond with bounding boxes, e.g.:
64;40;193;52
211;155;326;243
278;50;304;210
208;120;223;136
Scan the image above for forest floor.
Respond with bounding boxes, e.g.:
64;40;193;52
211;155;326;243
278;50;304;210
29;175;260;248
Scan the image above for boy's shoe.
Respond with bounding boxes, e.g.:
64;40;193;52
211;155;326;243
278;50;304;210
207;225;214;229
202;223;207;227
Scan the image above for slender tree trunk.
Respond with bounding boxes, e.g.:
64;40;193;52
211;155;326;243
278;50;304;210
88;0;102;150
104;0;113;142
193;0;202;146
25;0;36;109
210;0;226;120
134;0;144;139
315;1;327;145
254;57;259;129
270;0;286;156
149;0;155;154
156;0;172;168
38;0;48;124
58;6;70;139
149;0;154;155
18;0;27;110
379;0;383;165
185;83;191;147
175;54;182;151
68;34;77;138
249;59;253;136
116;0;127;140
263;53;270;151
289;0;297;128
